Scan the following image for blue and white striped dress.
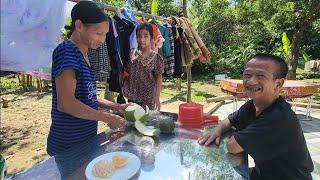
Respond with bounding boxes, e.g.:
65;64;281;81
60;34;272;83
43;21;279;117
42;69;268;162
47;40;98;156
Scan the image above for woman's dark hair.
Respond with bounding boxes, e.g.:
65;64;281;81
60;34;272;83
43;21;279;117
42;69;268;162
136;23;153;38
66;1;109;38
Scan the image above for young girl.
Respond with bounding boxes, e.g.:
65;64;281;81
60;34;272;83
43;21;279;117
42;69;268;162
124;23;164;111
47;1;128;156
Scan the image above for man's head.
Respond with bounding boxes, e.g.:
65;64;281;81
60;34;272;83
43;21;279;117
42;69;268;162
243;54;288;102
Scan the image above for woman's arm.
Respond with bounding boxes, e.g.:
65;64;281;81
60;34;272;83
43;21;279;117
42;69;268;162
56;70;125;129
97;97;130;115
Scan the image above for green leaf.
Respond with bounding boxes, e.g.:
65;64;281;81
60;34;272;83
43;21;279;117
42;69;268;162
65;17;72;26
302;52;310;62
282;32;291;55
151;0;159;16
192;17;200;28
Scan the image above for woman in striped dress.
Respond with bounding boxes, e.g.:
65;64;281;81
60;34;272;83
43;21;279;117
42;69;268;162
47;1;128;156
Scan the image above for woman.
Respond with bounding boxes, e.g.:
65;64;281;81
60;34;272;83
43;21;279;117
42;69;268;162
47;1;128;156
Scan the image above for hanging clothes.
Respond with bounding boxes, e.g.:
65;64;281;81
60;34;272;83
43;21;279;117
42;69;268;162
113;15;135;68
163;24;175;76
181;17;210;62
158;23;175;76
107;18;123;93
158;24;171;58
88;40;110;82
172;24;183;78
178;17;201;61
122;8;140;50
151;23;164;51
1;0;67;79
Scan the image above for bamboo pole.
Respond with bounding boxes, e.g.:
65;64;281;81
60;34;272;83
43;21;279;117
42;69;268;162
68;0;167;21
182;0;192;103
186;65;192;102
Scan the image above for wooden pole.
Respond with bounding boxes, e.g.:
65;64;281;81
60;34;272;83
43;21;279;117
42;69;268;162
186;65;192;102
21;74;28;91
182;0;192;102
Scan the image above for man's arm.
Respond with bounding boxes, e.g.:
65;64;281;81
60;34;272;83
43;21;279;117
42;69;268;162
227;136;244;154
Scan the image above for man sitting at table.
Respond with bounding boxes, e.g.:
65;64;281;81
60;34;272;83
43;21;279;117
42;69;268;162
198;54;314;179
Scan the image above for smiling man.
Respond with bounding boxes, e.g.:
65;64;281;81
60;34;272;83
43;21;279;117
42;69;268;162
198;54;314;179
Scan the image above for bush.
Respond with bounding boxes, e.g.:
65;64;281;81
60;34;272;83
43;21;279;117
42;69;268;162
296;73;320;80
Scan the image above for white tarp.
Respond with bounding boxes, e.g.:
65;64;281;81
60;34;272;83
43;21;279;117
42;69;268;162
1;0;68;79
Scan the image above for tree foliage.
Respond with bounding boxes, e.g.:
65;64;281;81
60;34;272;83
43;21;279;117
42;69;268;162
100;0;319;78
190;0;320;78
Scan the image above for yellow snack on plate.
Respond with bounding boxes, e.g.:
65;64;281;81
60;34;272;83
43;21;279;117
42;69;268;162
92;160;115;178
112;155;129;168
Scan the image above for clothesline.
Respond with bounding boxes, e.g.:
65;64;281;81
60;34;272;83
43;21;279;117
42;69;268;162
68;0;168;21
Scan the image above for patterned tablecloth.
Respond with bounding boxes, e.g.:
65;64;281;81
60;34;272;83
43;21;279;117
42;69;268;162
220;79;320;99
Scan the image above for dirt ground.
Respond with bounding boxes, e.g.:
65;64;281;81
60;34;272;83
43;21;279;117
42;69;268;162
0;80;223;176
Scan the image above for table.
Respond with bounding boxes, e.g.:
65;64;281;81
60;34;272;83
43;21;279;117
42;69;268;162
220;79;320;119
10;112;249;180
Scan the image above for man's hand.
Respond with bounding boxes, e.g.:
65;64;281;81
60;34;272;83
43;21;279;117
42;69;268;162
198;126;223;146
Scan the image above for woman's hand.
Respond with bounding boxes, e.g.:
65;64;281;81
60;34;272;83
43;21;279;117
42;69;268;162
102;113;126;130
116;103;131;115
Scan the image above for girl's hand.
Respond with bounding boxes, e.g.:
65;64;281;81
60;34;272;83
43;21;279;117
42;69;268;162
154;98;161;111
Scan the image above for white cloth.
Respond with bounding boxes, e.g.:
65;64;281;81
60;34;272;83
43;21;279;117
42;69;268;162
1;0;67;79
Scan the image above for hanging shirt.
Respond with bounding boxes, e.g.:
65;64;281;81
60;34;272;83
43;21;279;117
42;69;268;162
1;0;67;79
123;50;164;110
47;40;98;156
158;24;171;58
88;40;110;82
163;24;175;76
122;8;140;49
113;16;135;68
107;18;122;93
150;23;164;51
172;25;183;78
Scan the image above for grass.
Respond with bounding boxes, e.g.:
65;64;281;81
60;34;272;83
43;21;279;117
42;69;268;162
0;75;20;92
161;75;224;103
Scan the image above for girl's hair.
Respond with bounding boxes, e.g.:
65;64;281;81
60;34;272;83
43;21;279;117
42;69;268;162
136;23;153;38
66;1;109;38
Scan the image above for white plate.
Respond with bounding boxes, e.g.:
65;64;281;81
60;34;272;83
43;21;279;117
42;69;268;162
85;151;141;180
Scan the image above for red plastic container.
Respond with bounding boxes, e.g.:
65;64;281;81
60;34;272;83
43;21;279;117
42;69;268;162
178;102;218;128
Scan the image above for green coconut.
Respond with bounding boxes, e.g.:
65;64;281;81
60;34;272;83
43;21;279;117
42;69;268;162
159;118;175;134
139;106;150;123
124;103;140;122
135;119;159;136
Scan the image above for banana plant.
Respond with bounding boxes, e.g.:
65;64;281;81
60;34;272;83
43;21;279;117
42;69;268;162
281;32;291;60
151;0;159;16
